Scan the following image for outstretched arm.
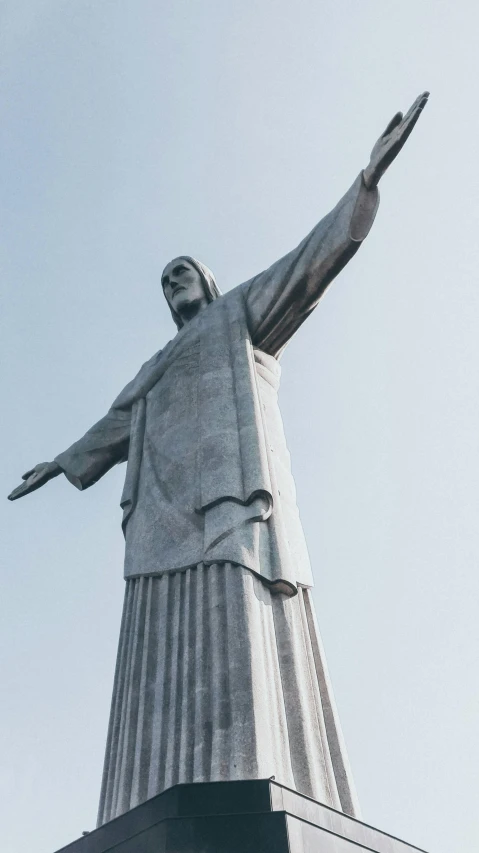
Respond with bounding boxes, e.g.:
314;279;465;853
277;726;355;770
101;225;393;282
7;344;166;502
8;406;131;501
244;92;429;356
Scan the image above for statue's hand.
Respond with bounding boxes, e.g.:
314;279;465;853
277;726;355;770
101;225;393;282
363;91;429;189
8;461;62;501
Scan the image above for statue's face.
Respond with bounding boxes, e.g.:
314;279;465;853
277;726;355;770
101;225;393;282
161;259;207;315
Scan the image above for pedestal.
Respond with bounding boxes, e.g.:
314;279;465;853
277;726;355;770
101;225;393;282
55;779;428;853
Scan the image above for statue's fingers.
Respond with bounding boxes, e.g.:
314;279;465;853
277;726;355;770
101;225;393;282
403;93;425;119
381;112;403;138
395;93;429;148
403;91;430;123
22;468;36;480
8;483;30;500
8;471;44;500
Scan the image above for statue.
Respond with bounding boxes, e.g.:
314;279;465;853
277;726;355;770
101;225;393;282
8;93;429;828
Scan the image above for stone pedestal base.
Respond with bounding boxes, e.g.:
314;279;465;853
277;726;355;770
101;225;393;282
55;779;428;853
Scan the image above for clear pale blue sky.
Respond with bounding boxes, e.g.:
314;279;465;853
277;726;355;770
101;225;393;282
1;2;479;852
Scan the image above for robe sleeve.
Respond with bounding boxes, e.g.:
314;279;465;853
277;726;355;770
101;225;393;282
52;347;165;492
54;406;131;491
243;173;379;356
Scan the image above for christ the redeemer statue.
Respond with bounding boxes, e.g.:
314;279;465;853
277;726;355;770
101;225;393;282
9;93;428;827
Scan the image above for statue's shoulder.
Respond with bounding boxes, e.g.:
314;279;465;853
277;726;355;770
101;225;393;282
211;282;251;316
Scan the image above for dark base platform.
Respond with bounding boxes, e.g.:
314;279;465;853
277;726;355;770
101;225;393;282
55;779;428;853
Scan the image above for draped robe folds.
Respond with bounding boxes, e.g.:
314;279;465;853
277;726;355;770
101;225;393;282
54;174;379;823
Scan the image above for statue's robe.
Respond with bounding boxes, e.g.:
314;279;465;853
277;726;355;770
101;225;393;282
55;174;379;825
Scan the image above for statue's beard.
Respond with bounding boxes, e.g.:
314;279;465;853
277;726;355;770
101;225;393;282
168;294;205;325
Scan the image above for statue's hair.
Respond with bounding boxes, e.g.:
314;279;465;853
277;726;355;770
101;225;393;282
163;256;221;329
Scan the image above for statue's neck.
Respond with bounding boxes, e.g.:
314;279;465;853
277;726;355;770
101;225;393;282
178;298;209;325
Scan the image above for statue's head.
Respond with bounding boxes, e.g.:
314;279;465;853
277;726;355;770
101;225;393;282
161;256;221;329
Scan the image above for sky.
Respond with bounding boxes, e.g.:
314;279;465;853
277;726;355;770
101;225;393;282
1;1;479;851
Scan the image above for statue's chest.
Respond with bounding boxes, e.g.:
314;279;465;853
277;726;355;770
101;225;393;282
146;333;201;434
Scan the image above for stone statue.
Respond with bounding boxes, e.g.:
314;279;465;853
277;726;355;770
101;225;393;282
8;93;429;827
